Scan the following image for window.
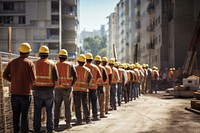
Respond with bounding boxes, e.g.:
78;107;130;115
0;16;13;24
19;16;25;24
158;16;160;24
3;2;14;11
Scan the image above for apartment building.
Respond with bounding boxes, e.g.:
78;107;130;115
0;0;79;59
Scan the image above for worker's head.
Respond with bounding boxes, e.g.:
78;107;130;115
18;42;32;55
94;55;101;65
77;54;86;66
114;62;119;68
119;63;124;69
86;53;93;63
58;49;68;61
101;57;108;66
108;58;115;67
39;45;49;59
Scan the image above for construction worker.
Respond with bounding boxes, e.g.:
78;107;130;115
94;55;108;118
73;54;92;125
116;63;127;106
101;57;112;114
54;49;77;129
124;63;132;102
141;64;147;93
3;43;36;133
133;63;140;98
33;45;58;133
167;68;174;88
151;66;159;93
146;64;152;93
85;53;102;121
108;58;120;110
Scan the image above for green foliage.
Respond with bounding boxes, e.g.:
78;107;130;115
83;35;107;57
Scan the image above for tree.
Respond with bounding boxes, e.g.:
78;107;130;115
83;35;107;57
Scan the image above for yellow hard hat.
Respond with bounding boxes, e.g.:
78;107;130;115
108;58;115;65
77;54;86;62
94;55;101;61
142;64;146;68
59;49;68;56
18;42;32;53
114;62;119;67
86;53;93;59
39;45;49;53
102;57;108;62
119;63;124;69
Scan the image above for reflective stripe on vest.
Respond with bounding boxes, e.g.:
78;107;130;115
73;66;89;92
56;62;73;88
35;60;54;86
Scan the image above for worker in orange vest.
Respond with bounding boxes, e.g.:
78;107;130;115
3;43;36;133
94;55;108;118
54;49;77;129
151;66;159;93
85;53;102;121
73;54;92;125
33;45;58;133
109;58;120;110
101;57;112;114
115;62;127;106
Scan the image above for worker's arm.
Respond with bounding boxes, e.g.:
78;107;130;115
29;62;36;84
3;62;11;82
88;72;92;84
102;68;107;82
52;65;58;85
71;65;77;86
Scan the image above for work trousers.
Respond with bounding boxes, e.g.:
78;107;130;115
73;91;90;122
33;89;54;132
11;94;31;133
97;86;105;117
151;80;158;93
54;88;72;126
110;84;117;110
89;89;98;118
104;84;110;113
117;83;123;106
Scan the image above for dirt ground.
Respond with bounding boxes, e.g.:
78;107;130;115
54;91;200;133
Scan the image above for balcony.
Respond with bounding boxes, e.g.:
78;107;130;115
147;41;155;49
135;22;141;29
146;24;155;32
63;0;77;5
62;10;77;18
0;9;25;14
62;38;76;44
147;3;155;14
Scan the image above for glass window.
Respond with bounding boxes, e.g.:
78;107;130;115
19;16;25;24
3;2;14;10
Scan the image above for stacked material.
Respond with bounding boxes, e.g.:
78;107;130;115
183;75;199;88
191;90;200;111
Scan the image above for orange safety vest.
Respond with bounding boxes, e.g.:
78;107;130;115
73;65;90;92
104;65;112;85
34;59;55;86
118;68;124;83
134;68;140;82
111;67;119;84
55;61;73;89
96;65;106;86
152;70;158;80
85;63;102;89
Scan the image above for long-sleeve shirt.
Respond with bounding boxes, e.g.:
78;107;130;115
3;55;36;95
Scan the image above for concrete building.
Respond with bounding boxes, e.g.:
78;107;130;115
0;0;79;59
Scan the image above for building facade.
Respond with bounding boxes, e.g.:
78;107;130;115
0;0;79;59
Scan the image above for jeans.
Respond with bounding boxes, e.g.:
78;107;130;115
151;80;158;93
54;88;72;126
89;89;98;118
33;89;54;132
11;94;31;133
73;91;90;122
110;84;117;109
117;83;123;106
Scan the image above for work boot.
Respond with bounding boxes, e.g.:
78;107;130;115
100;115;107;118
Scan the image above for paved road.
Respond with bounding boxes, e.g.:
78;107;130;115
55;91;200;133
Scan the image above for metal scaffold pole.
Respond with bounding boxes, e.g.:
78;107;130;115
0;54;7;132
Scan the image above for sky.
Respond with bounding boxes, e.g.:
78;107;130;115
80;0;119;32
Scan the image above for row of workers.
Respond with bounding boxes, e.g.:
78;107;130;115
3;43;159;133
